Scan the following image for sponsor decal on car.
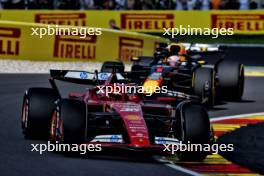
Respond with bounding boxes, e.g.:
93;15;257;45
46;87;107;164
120;13;174;30
0;27;21;56
53;35;97;59
65;71;94;80
35;13;86;26
126;115;140;121
79;72;88;79
120;104;141;112
91;135;123;143
98;73;111;81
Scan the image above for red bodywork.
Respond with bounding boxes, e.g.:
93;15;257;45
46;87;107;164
67;74;178;150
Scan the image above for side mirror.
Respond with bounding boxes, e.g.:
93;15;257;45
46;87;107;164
197;60;206;65
131;56;140;62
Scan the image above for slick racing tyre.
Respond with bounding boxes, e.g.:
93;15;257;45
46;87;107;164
21;88;59;139
193;67;215;106
51;99;86;144
176;102;211;161
216;61;244;101
101;61;124;73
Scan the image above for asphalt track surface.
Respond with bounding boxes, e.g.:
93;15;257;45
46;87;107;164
218;121;264;174
0;74;263;176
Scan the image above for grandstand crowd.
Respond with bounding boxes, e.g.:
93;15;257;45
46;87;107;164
0;0;263;10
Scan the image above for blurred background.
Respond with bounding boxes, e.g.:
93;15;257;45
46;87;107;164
0;0;263;10
0;0;264;45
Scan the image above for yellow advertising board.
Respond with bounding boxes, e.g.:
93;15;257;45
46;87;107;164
0;10;263;34
0;20;167;61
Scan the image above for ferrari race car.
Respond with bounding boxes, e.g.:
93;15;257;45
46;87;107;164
21;69;214;161
101;43;244;106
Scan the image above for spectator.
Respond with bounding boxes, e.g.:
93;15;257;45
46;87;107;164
2;0;25;9
28;0;54;9
57;0;81;9
115;0;126;9
102;0;116;10
221;0;240;9
249;0;258;9
177;0;188;10
125;0;138;10
239;0;249;9
211;0;221;9
141;0;155;10
193;0;203;9
82;0;94;9
0;0;263;10
109;19;120;29
261;0;264;8
156;0;176;9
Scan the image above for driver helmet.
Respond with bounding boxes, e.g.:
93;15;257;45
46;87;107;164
168;43;187;62
168;43;186;55
167;55;181;67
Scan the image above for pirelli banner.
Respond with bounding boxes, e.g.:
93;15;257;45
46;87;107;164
0;10;264;34
0;21;167;61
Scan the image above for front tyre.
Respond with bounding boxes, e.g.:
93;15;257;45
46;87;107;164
21;88;59;139
51;99;86;144
176;102;211;161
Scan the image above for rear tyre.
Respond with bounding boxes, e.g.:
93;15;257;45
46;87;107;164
51;99;86;144
176;102;211;161
216;61;244;101
21;88;59;139
193;67;215;106
101;61;124;73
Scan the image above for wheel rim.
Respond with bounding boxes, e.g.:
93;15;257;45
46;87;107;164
21;98;29;131
238;65;245;98
50;111;57;141
56;107;64;142
177;106;186;159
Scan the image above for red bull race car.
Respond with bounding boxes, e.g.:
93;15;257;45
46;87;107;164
101;43;244;106
21;69;214;161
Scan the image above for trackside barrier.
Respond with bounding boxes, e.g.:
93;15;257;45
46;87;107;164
0;20;167;61
0;10;264;34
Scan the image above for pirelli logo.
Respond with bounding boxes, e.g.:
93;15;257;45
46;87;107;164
121;13;174;30
53;35;97;59
0;27;21;56
119;37;143;61
211;14;264;31
35;13;86;26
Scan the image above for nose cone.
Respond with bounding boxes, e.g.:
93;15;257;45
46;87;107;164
143;80;159;95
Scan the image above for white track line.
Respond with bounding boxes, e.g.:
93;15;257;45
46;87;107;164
153;156;201;176
211;112;264;122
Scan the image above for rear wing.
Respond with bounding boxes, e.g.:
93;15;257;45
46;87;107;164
183;43;225;54
50;69;126;85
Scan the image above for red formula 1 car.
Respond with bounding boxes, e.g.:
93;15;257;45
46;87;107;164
21;69;214;161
